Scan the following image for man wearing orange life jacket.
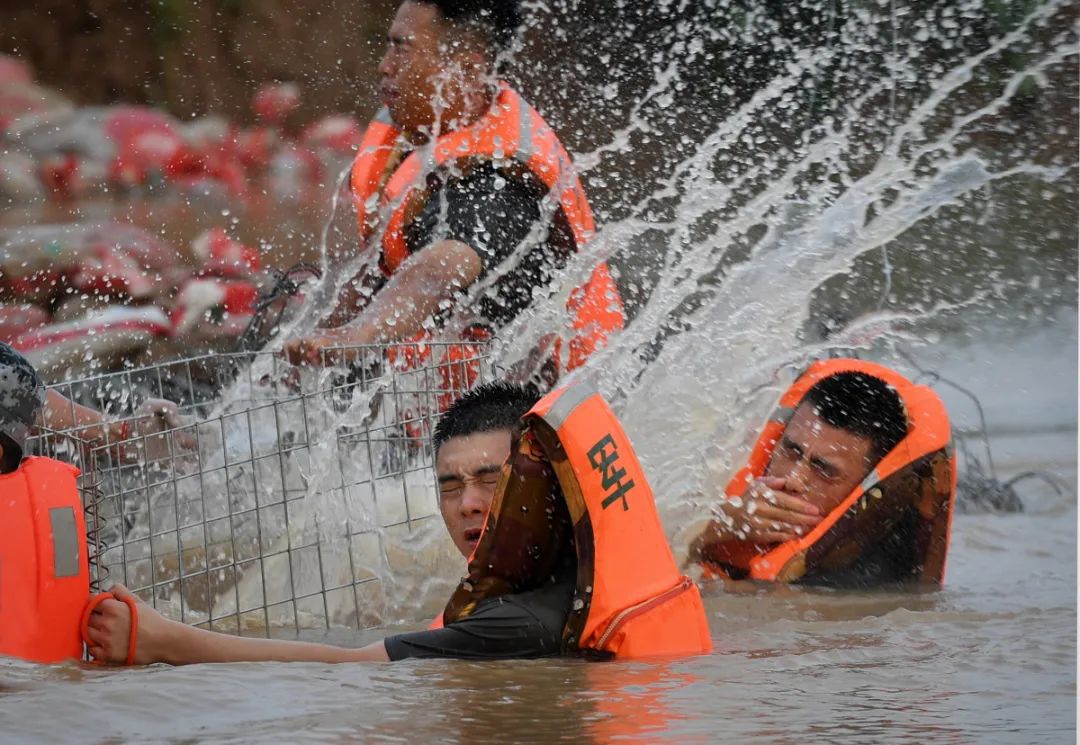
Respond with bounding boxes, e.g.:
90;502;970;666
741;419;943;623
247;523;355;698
85;381;712;663
0;342;89;664
284;0;624;378
690;360;956;586
0;341;191;664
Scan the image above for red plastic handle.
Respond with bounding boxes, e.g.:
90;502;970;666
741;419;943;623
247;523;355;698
80;591;140;665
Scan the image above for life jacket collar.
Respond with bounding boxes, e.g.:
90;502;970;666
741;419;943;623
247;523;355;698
703;358;957;586
443;382;712;658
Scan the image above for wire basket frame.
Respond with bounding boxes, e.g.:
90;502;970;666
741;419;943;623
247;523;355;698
28;341;493;634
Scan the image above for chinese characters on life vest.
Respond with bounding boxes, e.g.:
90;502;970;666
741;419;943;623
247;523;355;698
588;434;635;511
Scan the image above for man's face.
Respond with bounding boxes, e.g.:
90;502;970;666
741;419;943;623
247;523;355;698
765;404;875;515
378;1;483;136
435;428;511;558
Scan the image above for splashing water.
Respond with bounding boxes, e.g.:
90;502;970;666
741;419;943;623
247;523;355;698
109;0;1075;625
488;0;1077;546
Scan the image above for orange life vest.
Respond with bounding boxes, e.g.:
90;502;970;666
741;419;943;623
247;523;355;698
349;85;624;373
442;382;713;658
700;358;957;585
0;456;90;663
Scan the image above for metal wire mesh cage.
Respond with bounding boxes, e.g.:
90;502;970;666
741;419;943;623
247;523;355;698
27;341;493;635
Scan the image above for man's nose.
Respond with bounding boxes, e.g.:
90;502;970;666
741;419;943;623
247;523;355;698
785;460;811;493
377;50;394;79
459;484;489;515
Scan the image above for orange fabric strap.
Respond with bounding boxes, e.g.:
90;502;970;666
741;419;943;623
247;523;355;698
81;591;140;666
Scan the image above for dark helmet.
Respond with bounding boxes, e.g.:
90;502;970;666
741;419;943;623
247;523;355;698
0;342;45;463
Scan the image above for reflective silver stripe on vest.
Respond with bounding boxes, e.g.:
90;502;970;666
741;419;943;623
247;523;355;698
373;107;394;125
858;468;882;494
49;507;80;578
541;381;598;431
769;406;795;425
515;96;534;163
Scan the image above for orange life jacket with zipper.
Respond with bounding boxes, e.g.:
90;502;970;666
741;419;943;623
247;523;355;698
699;358;957;585
441;382;713;658
0;457;90;663
349;84;624;373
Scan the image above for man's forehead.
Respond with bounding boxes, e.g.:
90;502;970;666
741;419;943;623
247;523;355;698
391;1;443;37
786;405;870;456
786;405;824;436
435;429;512;473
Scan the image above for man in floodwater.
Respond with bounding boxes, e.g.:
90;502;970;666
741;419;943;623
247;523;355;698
690;361;956;586
0;341;191;663
85;380;712;663
87;383;570;662
284;0;623;381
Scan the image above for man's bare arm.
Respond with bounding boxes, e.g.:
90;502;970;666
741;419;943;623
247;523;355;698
41;389;109;434
285;239;483;364
319;266;386;329
347;238;483;342
84;585;391;665
160;624;391;665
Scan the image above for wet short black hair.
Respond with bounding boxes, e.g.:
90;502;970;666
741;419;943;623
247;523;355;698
802;371;908;463
417;0;522;52
434;381;540;452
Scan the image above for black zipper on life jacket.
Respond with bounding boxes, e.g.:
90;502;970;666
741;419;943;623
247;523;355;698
595;576;695;649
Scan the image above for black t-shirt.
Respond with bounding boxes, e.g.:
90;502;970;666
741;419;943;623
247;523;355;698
383;570;576;661
403;161;577;330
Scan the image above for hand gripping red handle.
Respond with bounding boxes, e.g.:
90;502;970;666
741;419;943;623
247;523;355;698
80;591;140;665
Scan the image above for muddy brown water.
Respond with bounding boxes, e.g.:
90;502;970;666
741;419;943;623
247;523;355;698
0;448;1074;745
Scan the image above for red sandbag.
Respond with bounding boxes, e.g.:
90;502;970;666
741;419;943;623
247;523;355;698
0;303;50;343
0;221;186;302
0;54;33;86
301;115;363;154
191;228;261;278
252;82;301;125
